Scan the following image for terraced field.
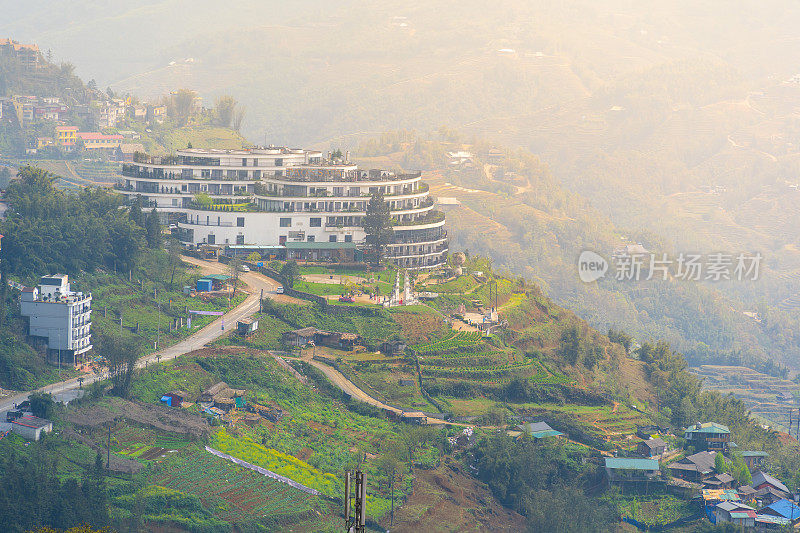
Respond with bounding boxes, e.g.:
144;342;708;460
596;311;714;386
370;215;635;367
691;364;799;430
149;448;334;527
411;331;484;355
417;336;573;385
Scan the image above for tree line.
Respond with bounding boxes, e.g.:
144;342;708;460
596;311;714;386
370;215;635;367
0;167;147;277
0;449;109;533
472;435;615;532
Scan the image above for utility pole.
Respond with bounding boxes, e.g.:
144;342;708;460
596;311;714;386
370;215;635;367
344;470;367;533
390;468;395;527
157;301;161;347
789;408;800;440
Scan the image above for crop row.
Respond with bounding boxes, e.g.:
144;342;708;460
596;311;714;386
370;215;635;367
151;449;315;521
429;350;510;360
412;333;486;354
211;429;340;498
420;355;511;368
421;361;535;378
412;330;482;350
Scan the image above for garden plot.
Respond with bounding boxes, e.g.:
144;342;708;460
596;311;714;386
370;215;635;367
149;447;335;527
411;331;484;355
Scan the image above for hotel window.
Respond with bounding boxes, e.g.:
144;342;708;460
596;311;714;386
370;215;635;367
310;217;321;227
236;234;245;245
280;218;291;227
329;235;337;242
307;235;315;242
237;217;245;227
344;234;353;242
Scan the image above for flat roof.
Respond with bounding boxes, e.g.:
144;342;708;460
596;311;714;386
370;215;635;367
741;450;769;457
204;274;231;281
77;132;123;140
530;430;563;439
687;422;730;434
605;458;659;470
12;415;51;429
226;244;284;250
284;241;357;250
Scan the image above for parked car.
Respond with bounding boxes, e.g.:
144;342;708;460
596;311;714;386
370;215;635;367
339;295;355;303
276;286;284;294
239;264;250;272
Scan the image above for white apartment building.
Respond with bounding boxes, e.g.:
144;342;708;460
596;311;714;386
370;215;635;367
20;274;92;366
117;147;448;269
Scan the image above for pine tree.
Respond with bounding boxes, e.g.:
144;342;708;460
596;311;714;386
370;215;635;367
280;260;300;288
129;195;143;226
714;451;725;472
145;208;161;249
83;453;109;527
362;190;393;267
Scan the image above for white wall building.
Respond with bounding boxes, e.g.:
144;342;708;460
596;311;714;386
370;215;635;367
11;415;53;441
20;274;92;366
118;147;448;269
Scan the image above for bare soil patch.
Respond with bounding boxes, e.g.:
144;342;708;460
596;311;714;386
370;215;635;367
388;457;526;532
393;311;447;344
139;447;169;460
66;396;210;438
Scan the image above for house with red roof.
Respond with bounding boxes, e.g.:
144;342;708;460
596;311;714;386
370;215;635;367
11;415;53;441
77;132;123;151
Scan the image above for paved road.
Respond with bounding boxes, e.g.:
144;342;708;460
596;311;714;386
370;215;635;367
0;257;279;414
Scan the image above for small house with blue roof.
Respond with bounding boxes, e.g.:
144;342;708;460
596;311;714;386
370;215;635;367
758;499;800;525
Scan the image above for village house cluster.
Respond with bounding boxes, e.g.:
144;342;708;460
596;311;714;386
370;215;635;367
603;421;800;529
0;37;173;158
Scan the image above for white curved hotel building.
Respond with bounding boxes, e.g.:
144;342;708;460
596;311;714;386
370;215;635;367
117;147;448;269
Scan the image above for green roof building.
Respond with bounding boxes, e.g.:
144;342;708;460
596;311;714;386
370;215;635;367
604;457;660;484
684;422;731;452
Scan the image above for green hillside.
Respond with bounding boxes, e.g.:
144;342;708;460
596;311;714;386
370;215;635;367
7;0;800;375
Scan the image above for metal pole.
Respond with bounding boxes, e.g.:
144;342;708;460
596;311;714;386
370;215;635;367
344;471;351;523
156;292;161;349
390;468;395;527
107;422;111;469
359;471;367;529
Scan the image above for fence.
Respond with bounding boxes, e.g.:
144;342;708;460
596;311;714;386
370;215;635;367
204;445;320;495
